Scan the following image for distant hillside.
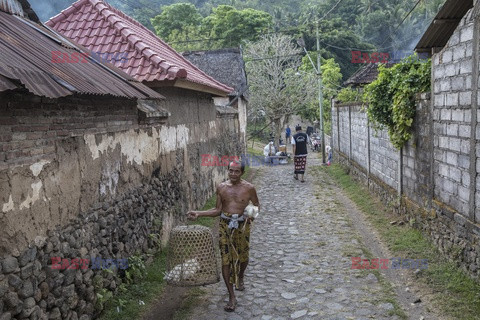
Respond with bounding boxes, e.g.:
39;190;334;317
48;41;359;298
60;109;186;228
30;0;445;80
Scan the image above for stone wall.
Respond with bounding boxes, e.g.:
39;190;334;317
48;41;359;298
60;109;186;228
0;167;184;320
0;89;242;319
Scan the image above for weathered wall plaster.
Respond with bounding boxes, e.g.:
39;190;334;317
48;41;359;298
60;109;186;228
0;91;242;257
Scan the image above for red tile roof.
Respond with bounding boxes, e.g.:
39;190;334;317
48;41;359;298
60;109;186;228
46;0;233;96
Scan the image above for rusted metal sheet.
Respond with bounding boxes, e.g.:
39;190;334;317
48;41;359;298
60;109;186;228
0;74;17;91
0;0;23;17
0;11;164;99
415;0;473;54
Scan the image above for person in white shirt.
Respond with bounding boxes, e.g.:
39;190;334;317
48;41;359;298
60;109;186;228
263;141;275;163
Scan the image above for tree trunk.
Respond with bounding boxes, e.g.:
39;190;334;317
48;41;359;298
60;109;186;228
274;116;288;149
274;118;282;149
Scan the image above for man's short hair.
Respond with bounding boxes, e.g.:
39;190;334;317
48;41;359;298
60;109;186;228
228;159;245;173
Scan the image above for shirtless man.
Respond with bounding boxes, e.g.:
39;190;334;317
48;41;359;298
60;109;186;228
187;160;260;312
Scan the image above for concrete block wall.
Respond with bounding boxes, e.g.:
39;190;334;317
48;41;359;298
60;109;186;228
332;8;480;280
369;122;399;190
331;104;337;153
336;105;351;156
402;94;433;206
332;103;399;190
432;9;474;216
350;105;369;169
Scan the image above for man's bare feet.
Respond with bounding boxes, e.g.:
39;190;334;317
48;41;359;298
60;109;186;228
224;298;237;312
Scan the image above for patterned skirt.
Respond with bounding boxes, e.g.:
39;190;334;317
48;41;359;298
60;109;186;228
294;155;307;174
219;217;250;286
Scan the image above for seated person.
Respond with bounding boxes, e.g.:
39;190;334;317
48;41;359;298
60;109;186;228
263;141;276;163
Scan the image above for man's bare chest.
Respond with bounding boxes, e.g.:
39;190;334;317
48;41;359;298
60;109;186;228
221;187;249;203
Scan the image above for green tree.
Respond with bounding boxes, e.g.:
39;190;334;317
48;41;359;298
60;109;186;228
299;18;374;81
166;26;207;51
204;5;273;48
151;3;203;40
336;87;363;103
109;0;168;31
132;7;161;31
315;0;362;27
356;10;390;46
201;0;301;18
244;34;316;145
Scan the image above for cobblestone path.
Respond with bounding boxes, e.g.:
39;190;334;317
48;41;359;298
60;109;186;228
187;154;405;320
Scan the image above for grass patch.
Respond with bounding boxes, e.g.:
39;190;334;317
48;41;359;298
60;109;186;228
247;145;264;157
98;251;167;320
172;288;206;320
320;164;480;320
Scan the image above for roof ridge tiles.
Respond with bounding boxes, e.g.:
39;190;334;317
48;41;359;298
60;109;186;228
135;42;149;53
72;0;88;9
52;0;86;24
114;21;128;32
143;49;156;59
91;0;108;13
102;10;114;20
125;34;142;46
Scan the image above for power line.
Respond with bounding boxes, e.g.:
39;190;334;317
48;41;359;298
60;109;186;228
244;54;302;62
317;0;344;23
318;30;423;52
169;36;227;44
379;0;422;47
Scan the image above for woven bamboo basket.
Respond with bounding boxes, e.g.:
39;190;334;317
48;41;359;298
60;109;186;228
165;225;219;286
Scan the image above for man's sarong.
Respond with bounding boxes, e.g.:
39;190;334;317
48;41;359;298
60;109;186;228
219;213;250;287
294;155;307;174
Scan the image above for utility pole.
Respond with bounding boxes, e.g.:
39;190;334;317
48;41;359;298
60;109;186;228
297;22;326;164
316;22;326;164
